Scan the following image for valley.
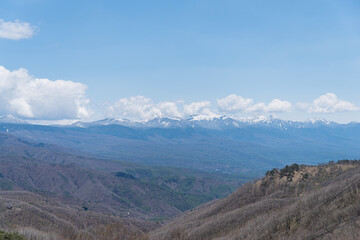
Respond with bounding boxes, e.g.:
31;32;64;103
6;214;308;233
1;116;360;176
1;116;360;239
2;1;358;238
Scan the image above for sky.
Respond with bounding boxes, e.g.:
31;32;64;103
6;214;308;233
1;0;360;123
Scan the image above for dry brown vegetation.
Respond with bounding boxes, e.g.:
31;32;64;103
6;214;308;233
149;161;360;240
0;133;244;221
0;191;152;240
0;132;247;239
2;160;360;239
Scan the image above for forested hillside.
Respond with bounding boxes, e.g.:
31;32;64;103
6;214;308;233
150;161;360;240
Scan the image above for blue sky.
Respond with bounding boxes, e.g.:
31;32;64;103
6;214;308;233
1;0;360;122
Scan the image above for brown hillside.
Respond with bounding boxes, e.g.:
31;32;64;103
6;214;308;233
0;156;187;219
0;133;244;221
149;161;360;240
0;190;150;240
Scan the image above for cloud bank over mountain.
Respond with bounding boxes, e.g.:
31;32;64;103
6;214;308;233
1;65;359;121
107;96;181;120
217;94;292;113
0;19;37;40
297;93;360;113
0;66;90;119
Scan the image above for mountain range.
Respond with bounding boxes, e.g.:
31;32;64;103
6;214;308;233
0;115;359;176
0;114;340;129
1;115;360;239
71;115;338;129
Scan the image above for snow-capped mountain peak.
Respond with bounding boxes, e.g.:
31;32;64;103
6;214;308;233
48;114;345;129
0;115;28;124
72;118;131;127
236;114;279;123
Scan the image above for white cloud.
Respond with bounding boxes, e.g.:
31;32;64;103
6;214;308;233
3;69;353;121
248;99;292;113
0;19;37;40
183;101;218;120
217;94;292;113
267;99;292;112
108;98;219;121
157;102;182;118
108;96;182;121
0;66;90;119
183;101;212;116
300;93;359;113
108;95;293;121
217;94;253;113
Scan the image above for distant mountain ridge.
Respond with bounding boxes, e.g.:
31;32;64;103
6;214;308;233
71;115;339;129
1;115;360;175
0;115;28;124
0;114;343;129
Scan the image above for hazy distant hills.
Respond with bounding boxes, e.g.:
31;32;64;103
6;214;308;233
0;130;247;238
0;133;243;219
150;161;360;239
1;115;360;175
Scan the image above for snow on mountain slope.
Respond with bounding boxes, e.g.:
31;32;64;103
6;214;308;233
0;114;341;130
0;115;28;124
70;115;339;130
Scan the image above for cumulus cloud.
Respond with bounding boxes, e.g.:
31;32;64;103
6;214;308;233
0;19;37;40
248;99;292;113
183;101;218;120
109;94;294;121
217;94;292;113
157;101;182;118
108;97;219;121
217;94;253;113
183;101;212;116
108;96;182;121
298;93;359;113
0;66;90;119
